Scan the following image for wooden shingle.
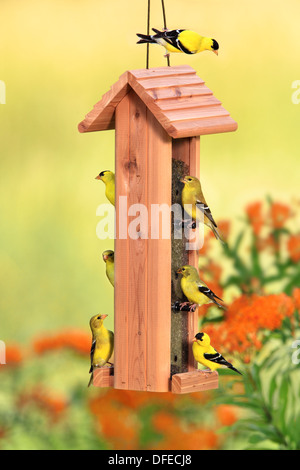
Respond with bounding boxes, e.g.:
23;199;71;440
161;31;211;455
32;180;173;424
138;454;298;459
78;65;237;138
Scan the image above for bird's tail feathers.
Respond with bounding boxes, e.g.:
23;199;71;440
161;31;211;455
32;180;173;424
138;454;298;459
212;298;226;310
229;365;242;376
210;224;226;245
136;33;156;44
87;372;93;388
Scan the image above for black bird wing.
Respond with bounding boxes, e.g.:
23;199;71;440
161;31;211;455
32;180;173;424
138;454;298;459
89;339;96;373
198;285;225;308
204;351;242;375
196;199;217;227
152;28;194;54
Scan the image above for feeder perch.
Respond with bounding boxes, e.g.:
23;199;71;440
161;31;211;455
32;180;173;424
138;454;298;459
78;65;237;393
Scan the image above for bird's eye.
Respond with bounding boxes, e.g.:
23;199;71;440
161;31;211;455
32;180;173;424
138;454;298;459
97;316;101;320
188;178;192;181
182;268;185;272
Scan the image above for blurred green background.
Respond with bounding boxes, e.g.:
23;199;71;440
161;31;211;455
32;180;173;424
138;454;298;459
0;0;300;450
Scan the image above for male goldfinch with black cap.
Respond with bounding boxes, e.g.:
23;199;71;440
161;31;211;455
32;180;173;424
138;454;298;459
137;28;219;58
193;332;242;376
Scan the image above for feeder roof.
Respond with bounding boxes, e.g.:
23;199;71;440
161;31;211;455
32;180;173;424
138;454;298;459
78;65;237;138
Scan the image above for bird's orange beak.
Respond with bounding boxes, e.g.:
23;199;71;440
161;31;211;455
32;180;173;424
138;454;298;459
103;254;108;261
177;268;182;274
95;175;101;180
192;338;197;342
100;314;108;320
213;50;218;56
180;177;186;184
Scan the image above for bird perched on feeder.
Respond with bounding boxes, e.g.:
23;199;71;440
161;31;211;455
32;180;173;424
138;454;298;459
95;170;115;206
176;265;225;311
88;314;114;387
102;250;114;287
181;175;224;243
193;332;242;376
136;28;219;58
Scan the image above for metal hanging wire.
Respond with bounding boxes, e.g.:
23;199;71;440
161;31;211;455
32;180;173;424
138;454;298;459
161;0;170;66
146;0;151;68
146;0;170;69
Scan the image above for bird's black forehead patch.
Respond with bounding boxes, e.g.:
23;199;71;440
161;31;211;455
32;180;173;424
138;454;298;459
99;170;109;177
212;39;219;50
195;332;204;341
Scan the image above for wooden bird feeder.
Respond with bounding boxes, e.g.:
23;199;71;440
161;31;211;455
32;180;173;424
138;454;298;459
78;65;237;393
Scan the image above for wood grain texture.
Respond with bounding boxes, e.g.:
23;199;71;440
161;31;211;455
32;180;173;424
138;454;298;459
93;367;114;388
78;66;238;138
114;92;130;390
172;370;218;394
146;111;172;392
114;91;172;392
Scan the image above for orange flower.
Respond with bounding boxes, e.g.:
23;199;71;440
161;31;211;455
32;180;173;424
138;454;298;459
293;288;300;311
216;405;238;426
270;202;291;229
152;411;180;433
0;344;23;367
33;330;90;355
288;235;300;263
204;293;295;356
246;202;264;236
201;261;223;283
17;386;68;422
89;399;139;449
217;220;231;241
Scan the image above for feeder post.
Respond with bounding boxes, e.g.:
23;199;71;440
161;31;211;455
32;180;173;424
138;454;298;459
114;89;172;392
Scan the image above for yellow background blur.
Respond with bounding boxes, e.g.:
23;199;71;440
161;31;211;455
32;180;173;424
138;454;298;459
1;0;300;345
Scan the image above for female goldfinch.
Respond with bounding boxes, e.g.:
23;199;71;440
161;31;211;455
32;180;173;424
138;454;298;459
102;250;114;287
95;170;115;206
177;265;225;311
181;175;224;243
88;314;114;387
193;332;242;375
136;28;219;57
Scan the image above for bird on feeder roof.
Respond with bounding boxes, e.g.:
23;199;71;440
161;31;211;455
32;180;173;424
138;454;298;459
137;28;219;58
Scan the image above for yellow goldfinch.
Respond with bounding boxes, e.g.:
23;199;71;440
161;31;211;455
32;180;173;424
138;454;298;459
95;170;115;206
181;175;224;243
137;28;219;57
88;314;114;387
177;265;225;311
102;250;114;287
193;332;242;375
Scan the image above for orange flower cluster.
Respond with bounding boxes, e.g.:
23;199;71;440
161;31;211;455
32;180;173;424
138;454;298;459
246;202;264;236
293;288;300;311
1;344;23;366
89;392;140;449
288;235;300;263
216;405;238;427
152;411;218;450
17;386;68;423
204;293;295;355
270;202;292;229
89;388;220;450
33;329;90;355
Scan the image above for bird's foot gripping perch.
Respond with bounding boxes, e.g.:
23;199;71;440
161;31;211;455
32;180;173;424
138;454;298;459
172;301;198;313
182;219;197;230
